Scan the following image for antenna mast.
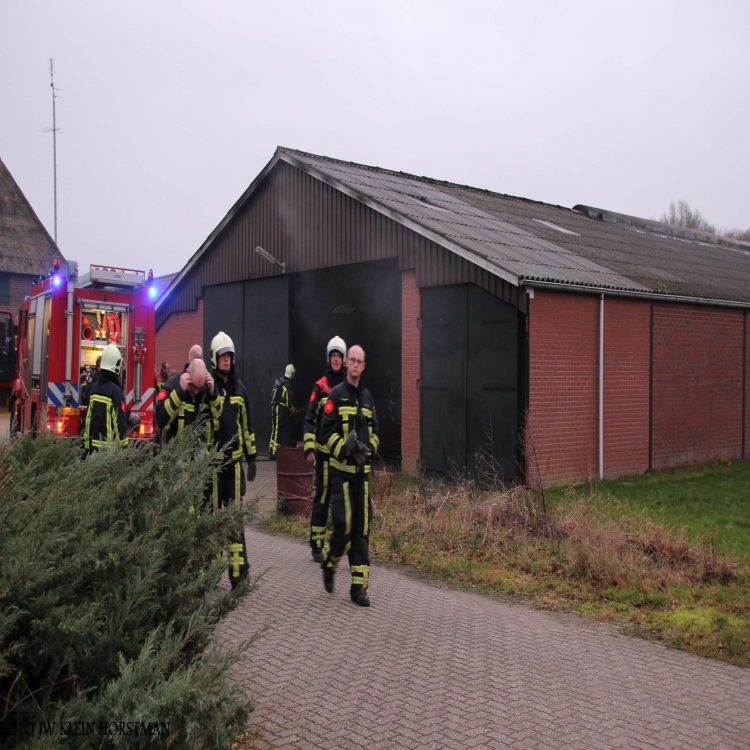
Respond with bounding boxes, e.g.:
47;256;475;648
49;58;60;245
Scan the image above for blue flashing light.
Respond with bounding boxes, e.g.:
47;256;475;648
52;274;62;288
148;284;158;300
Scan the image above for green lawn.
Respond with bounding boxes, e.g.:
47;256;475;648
545;460;750;563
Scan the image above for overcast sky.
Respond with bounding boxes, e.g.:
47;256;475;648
1;1;748;278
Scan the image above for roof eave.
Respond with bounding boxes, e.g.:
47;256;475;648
522;279;750;309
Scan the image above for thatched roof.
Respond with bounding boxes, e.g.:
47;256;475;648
0;155;62;275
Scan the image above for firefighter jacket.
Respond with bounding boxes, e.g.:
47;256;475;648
271;375;294;413
83;370;129;451
155;371;212;444
79;368;100;410
303;367;345;457
209;369;257;462
319;380;379;475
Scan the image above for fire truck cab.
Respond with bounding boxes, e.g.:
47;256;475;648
0;308;15;404
11;260;157;440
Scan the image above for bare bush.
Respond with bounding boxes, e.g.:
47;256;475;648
378;479;736;590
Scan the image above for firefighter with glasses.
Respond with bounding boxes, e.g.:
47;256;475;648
268;363;296;459
304;336;347;563
319;344;379;606
83;343;129;453
208;331;257;588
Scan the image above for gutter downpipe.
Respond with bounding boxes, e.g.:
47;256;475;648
599;294;604;479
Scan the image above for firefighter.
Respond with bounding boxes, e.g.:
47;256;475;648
156;361;170;390
208;331;257;588
83;344;129;453
304;335;347;563
319;344;379;607
79;355;102;412
155;357;214;444
268;363;295;459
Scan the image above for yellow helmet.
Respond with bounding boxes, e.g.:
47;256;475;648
210;331;235;368
284;363;296;379
100;343;123;375
326;335;346;362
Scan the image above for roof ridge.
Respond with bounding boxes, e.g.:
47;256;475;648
276;146;571;213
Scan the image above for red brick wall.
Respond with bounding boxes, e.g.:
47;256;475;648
651;304;744;469
401;271;420;473
603;298;650;477
529;291;746;486
527;290;599;486
155;298;204;377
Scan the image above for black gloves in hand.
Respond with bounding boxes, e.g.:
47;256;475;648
246;456;257;482
343;430;359;457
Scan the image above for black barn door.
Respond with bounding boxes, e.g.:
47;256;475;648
204;276;289;455
466;285;518;480
421;284;518;480
420;286;467;476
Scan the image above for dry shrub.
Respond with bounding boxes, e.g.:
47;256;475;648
556;493;737;587
371;466;393;505
379;479;736;590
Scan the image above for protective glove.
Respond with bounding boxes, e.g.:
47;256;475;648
246;456;257;482
204;371;215;397
343;430;359;457
352;439;371;467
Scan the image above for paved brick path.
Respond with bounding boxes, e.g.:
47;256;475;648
218;464;750;749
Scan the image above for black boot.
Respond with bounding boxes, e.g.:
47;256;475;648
312;547;323;564
350;586;370;607
323;566;334;593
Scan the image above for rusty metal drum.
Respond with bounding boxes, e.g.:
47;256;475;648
276;445;314;514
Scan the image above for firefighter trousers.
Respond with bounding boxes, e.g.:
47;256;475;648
309;453;331;551
268;405;290;458
322;471;371;592
211;459;249;588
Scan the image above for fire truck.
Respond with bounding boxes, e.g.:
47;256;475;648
11;260;157;440
0;307;16;402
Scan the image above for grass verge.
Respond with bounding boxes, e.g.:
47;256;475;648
264;464;750;666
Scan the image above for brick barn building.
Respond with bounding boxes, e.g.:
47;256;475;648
156;148;750;486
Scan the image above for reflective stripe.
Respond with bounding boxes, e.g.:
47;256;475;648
234;461;242;506
330;457;371;474
351;564;369;587
330;457;356;473
343;480;351;536
228;543;244;578
321;460;329;505
269;404;279;454
364;480;369;536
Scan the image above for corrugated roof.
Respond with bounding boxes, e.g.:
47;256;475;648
0;156;62;275
279;148;750;305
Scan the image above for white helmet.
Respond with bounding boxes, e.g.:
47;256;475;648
100;343;123;375
284;363;296;379
210;331;235;368
326;335;346;362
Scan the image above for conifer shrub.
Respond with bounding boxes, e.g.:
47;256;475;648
0;429;254;748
